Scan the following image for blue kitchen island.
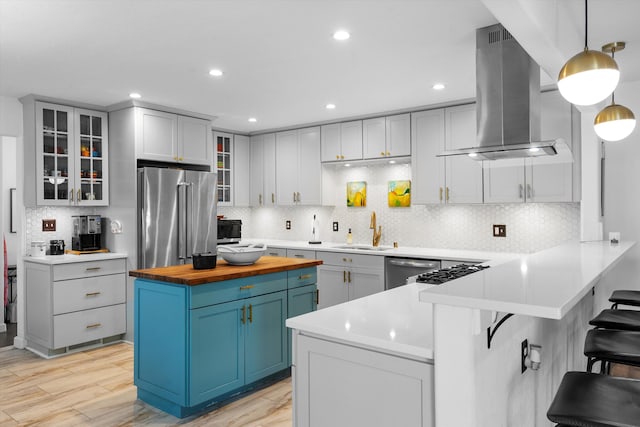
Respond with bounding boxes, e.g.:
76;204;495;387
129;256;321;418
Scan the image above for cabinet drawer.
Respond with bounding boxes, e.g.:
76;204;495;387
286;249;316;259
190;272;287;309
53;259;126;281
53;273;126;315
316;251;384;269
53;304;126;349
288;268;317;289
265;247;287;257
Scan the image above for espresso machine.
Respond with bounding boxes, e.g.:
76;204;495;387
72;215;102;251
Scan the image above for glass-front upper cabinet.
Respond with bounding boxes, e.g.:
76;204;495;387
214;132;233;205
34;102;109;206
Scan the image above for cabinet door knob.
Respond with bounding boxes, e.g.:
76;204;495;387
241;305;246;324
271;193;275;204
336;155;340;159
259;194;263;205
77;189;82;202
343;270;347;283
248;304;253;323
69;189;74;202
386;151;390;156
446;187;450;201
439;187;443;201
380;151;385;156
348;271;351;283
293;192;296;203
179;157;183;161
341;155;344;159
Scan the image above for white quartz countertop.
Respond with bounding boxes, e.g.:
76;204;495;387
419;240;635;319
23;252;128;265
241;238;519;264
287;282;435;362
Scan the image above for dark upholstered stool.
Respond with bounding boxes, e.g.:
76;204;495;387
610;290;640;309
589;309;640;331
547;371;640;427
584;329;640;373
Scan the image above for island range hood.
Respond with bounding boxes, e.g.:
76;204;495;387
439;24;559;161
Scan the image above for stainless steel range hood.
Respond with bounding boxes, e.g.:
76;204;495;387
439;24;559;161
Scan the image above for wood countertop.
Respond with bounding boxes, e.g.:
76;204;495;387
129;256;323;286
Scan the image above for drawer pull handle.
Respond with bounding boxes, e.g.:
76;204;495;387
268;252;279;256
241;306;246;324
248;304;253;323
85;292;101;297
85;267;101;272
240;285;254;290
298;274;312;280
86;323;102;329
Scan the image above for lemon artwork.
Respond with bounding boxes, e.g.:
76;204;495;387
347;181;367;207
388;180;411;207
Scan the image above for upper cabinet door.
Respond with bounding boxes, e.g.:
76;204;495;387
276;130;299;206
214;132;233;206
385;113;411;157
75;109;109;206
249;135;264;207
263;133;277;206
320;123;341;162
233;135;250;207
445;104;483;204
411;109;445;204
178;115;211;165
136;108;178;162
340;120;363;161
297;127;322;205
483;159;525;203
362;117;386;159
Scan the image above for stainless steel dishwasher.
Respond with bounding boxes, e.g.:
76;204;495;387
385;257;441;289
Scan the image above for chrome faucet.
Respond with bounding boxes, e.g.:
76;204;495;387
370;211;382;247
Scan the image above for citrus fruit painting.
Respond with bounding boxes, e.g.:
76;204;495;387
388;180;411;207
347;181;367;207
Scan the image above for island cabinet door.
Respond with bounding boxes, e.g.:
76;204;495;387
189;299;245;406
244;290;288;384
287;284;318;365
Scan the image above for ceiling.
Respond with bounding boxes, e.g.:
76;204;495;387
1;0;639;133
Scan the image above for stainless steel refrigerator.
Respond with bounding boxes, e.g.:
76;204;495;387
138;167;217;268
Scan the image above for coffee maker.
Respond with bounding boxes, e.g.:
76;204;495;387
72;215;102;251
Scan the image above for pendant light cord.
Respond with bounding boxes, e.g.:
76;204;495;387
584;0;588;49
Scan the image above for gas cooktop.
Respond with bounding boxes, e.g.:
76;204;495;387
415;264;490;285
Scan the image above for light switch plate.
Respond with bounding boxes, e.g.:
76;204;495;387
42;219;56;232
333;222;339;232
493;224;506;237
285;220;291;230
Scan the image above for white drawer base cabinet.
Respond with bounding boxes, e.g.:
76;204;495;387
292;332;434;427
24;254;127;357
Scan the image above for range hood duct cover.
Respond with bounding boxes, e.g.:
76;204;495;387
439;24;558;160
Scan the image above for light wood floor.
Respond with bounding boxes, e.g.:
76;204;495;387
0;342;292;426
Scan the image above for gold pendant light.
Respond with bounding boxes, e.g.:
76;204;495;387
594;42;636;142
557;0;620;106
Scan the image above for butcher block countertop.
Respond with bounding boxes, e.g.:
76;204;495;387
129;256;322;286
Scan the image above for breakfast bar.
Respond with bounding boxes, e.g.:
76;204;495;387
129;256;322;418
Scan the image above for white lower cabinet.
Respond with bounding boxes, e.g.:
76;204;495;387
292;332;434;427
25;256;127;356
315;252;384;309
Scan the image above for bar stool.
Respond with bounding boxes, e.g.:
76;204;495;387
610;290;640;309
589;308;640;331
584;328;640;373
547;371;640;426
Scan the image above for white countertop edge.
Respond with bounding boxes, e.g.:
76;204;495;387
23;252;128;264
288;326;434;363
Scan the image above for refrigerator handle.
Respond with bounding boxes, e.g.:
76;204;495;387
186;182;194;259
177;183;188;262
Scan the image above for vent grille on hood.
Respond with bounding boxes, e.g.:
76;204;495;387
439;23;559;161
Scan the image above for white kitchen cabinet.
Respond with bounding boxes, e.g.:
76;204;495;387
24;255;127;356
411;104;481;205
250;133;277;207
22;99;110;207
483;90;575;203
293;332;434;427
321;120;363;162
276;127;322;206
215;132;233;205
136;107;211;167
363;114;411;159
315;252;384;309
233;134;250;206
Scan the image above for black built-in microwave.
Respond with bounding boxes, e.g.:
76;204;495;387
217;219;242;244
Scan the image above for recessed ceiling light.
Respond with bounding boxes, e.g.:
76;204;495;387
333;30;350;41
248;118;257;123
209;69;223;77
432;83;445;90
326;103;336;110
129;92;141;99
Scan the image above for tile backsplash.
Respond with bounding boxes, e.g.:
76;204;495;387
25;206;100;255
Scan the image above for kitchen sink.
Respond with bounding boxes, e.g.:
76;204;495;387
333;245;392;252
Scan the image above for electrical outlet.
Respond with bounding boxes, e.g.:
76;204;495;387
493;224;506;237
285;220;291;230
521;339;529;373
42;219;56;232
333;222;339;232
